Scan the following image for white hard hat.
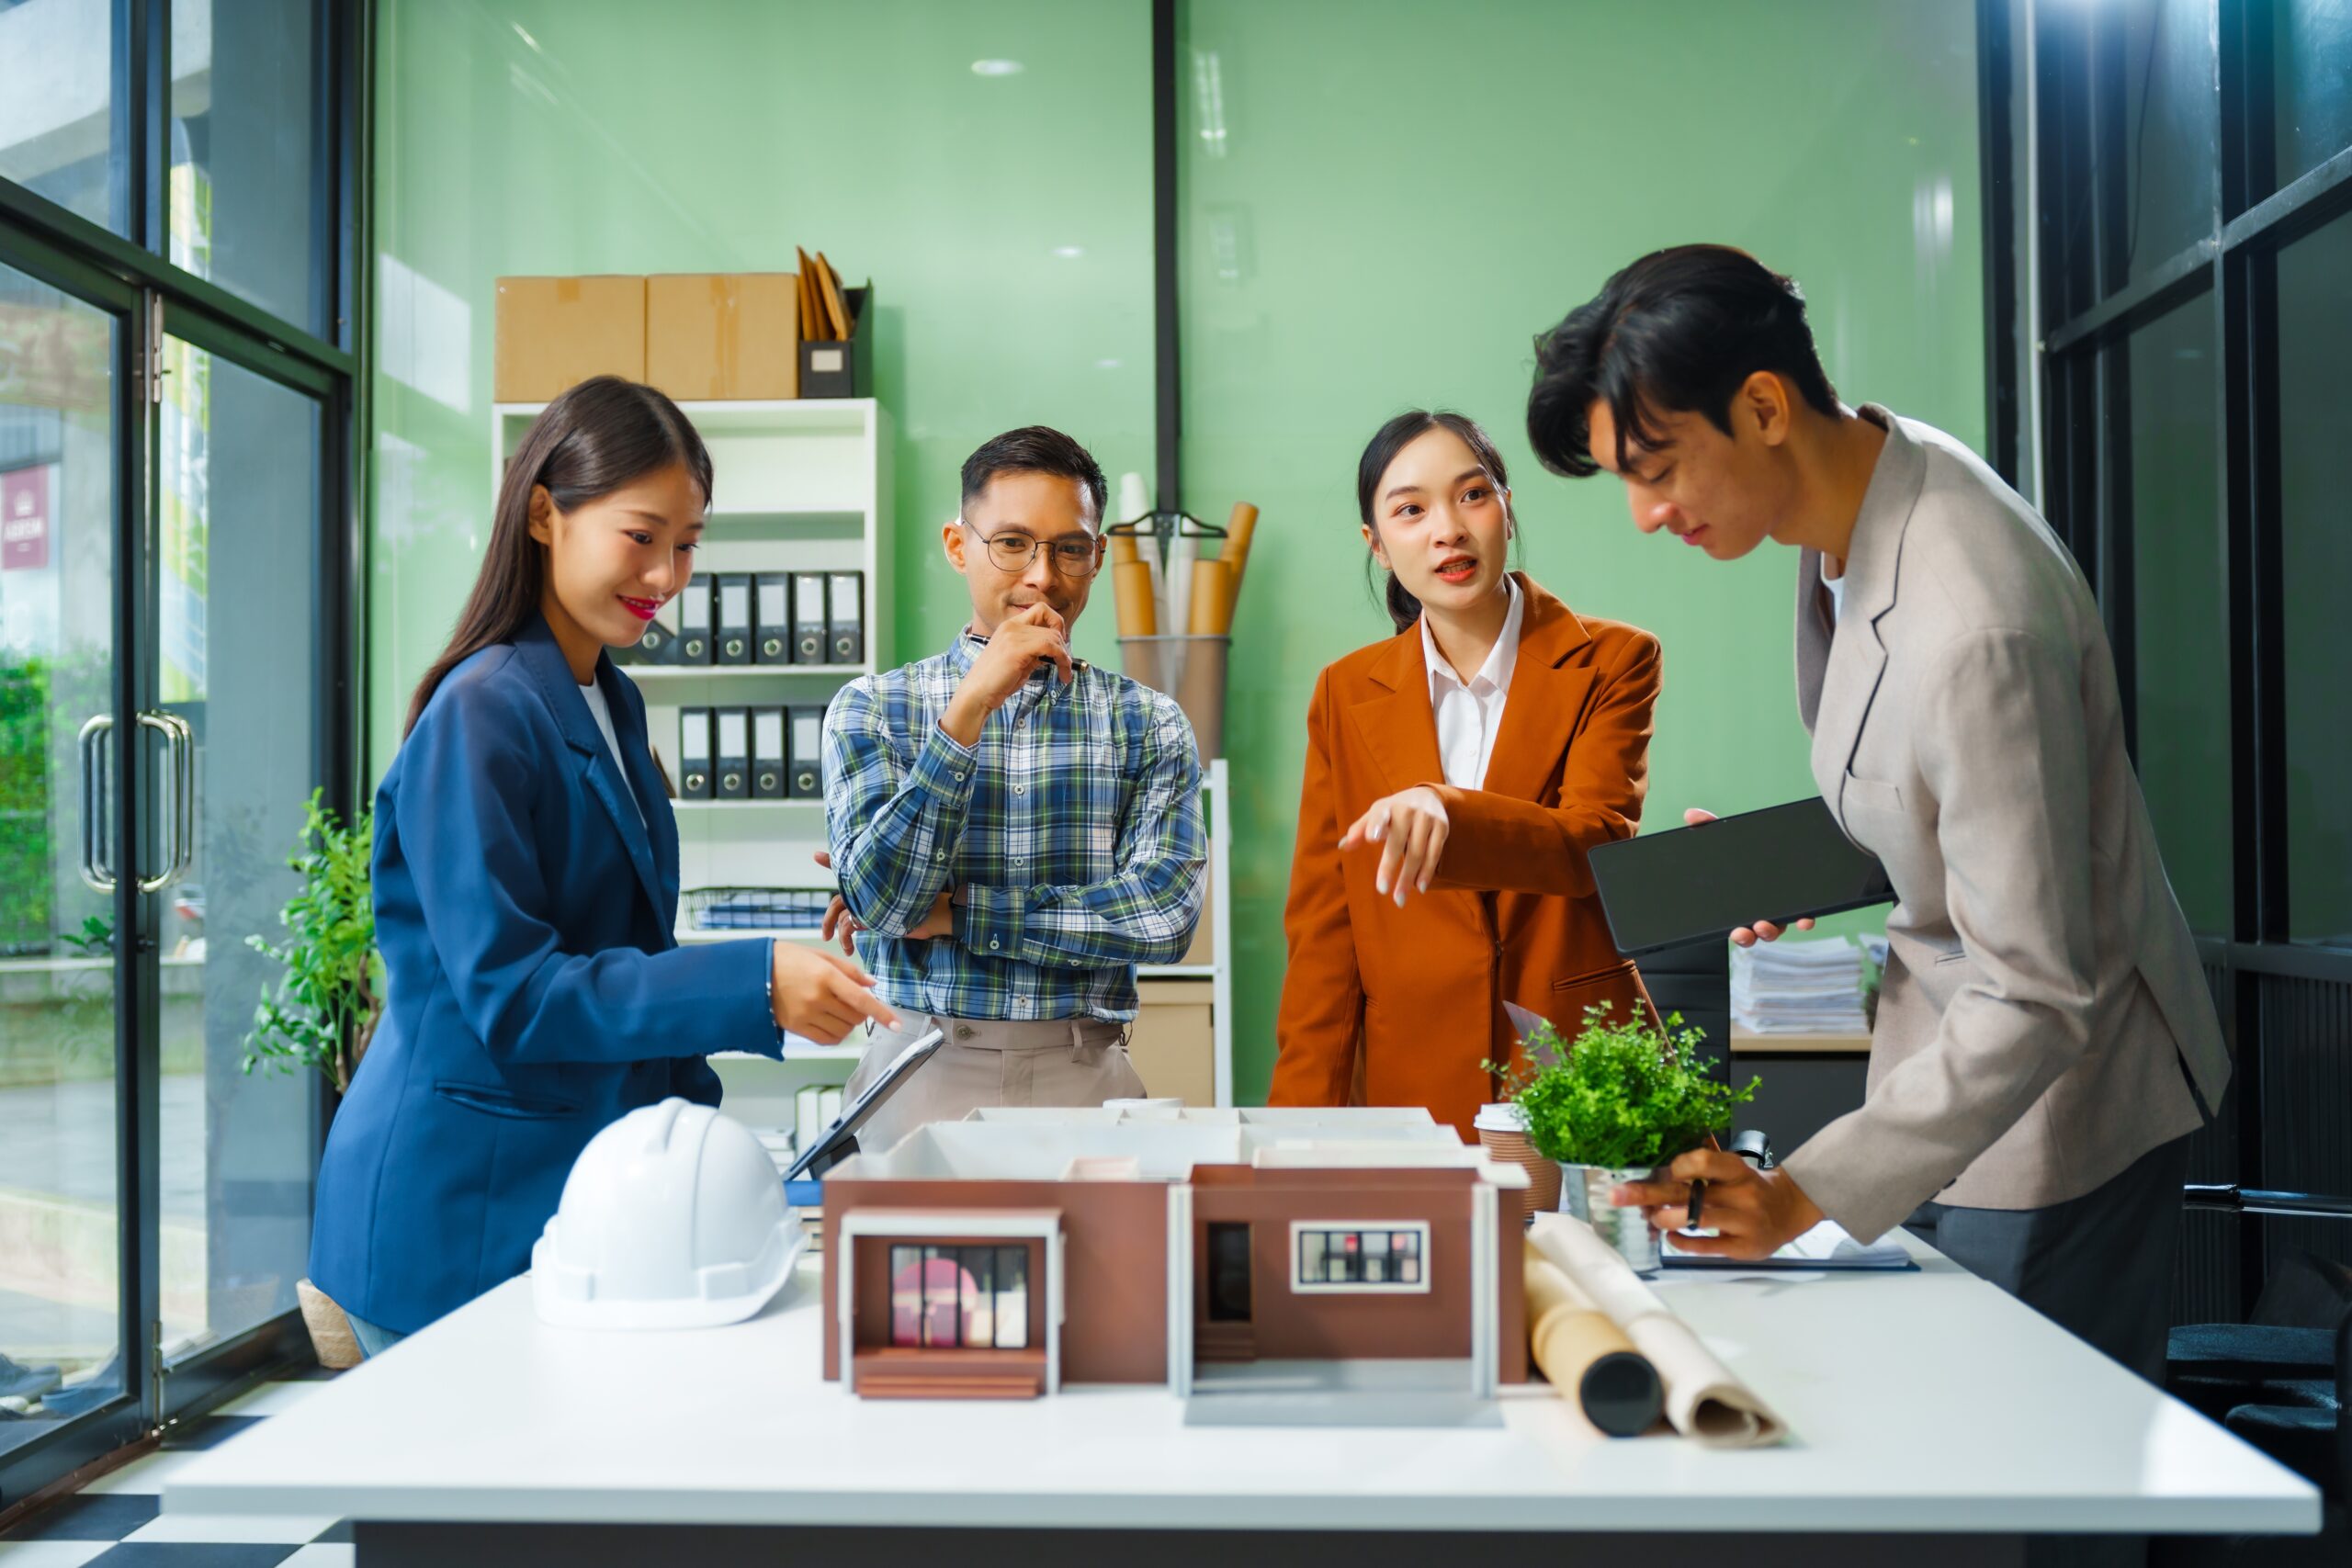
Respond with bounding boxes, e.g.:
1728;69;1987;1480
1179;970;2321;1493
532;1099;806;1329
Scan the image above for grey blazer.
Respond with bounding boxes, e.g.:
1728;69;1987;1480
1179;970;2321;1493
1777;408;2229;1243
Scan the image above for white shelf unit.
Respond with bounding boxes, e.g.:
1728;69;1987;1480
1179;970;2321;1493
492;397;893;950
1136;757;1234;1106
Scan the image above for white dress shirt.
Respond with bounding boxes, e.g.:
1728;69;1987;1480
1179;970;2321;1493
1822;555;1847;620
1420;576;1524;789
579;679;646;829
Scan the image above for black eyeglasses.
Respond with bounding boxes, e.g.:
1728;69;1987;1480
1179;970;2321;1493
961;520;1104;579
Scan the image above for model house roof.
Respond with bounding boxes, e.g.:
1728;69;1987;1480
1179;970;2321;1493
836;1105;1529;1187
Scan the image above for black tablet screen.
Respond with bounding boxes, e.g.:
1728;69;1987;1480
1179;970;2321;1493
1588;797;1894;956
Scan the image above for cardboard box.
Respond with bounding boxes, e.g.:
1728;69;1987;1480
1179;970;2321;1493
1127;979;1215;1109
646;273;800;401
493;276;646;402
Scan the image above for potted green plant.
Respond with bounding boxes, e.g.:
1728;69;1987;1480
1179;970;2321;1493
1488;1004;1756;1276
243;787;379;1368
243;788;381;1094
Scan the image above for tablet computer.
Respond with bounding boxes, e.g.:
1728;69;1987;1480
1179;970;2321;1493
784;1025;945;1188
1587;797;1894;957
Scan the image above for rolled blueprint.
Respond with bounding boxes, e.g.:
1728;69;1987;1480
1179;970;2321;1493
1114;559;1158;637
1529;1213;1790;1449
1524;1241;1662;1438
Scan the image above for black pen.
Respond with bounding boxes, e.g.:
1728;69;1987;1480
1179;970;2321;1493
967;631;1088;672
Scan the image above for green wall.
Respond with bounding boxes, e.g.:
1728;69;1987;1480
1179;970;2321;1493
372;0;1984;1100
1176;0;1984;1100
369;0;1157;771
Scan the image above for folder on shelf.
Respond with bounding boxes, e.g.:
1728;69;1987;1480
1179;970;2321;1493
716;573;753;666
752;706;786;799
789;705;824;797
791;571;828;663
632;592;681;664
795;1084;824;1152
755;572;790;663
715;707;749;800
678;707;714;800
677;577;714;664
827;570;864;665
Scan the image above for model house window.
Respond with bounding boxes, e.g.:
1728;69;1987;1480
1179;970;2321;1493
1290;1223;1430;1293
888;1244;1031;1348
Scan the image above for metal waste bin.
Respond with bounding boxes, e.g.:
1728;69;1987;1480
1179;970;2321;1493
1118;634;1227;761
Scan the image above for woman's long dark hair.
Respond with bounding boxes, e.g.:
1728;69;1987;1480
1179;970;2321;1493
403;376;713;738
1356;409;1518;635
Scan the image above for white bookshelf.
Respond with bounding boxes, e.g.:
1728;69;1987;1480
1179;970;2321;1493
492;397;894;944
1137;758;1235;1106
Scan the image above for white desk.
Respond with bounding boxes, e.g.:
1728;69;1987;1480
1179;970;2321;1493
167;1233;2316;1567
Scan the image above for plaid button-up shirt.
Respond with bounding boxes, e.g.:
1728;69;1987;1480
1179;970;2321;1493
822;630;1205;1022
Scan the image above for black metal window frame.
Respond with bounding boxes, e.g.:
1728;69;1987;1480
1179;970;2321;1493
0;0;371;1509
1981;0;2352;1321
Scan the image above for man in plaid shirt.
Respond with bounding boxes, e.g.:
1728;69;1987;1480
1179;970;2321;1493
823;426;1205;1148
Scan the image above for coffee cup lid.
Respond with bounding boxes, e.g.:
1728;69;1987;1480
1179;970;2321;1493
1473;1101;1526;1133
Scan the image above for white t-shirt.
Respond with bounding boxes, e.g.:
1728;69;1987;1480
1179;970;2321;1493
579;679;646;829
1420;576;1525;789
1822;555;1847;621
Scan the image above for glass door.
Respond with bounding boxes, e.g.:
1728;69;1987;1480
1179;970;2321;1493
149;322;326;1385
0;243;138;1477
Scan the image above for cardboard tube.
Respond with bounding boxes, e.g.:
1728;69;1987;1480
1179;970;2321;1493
1526;1247;1662;1438
1188;558;1232;636
1221;502;1259;621
1114;559;1158;638
1109;532;1140;568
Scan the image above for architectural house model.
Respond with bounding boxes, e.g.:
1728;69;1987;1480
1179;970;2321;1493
819;1106;1532;1406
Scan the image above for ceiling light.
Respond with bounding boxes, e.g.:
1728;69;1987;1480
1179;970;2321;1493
971;60;1024;76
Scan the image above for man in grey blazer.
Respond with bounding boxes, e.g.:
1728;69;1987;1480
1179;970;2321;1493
1528;244;2230;1382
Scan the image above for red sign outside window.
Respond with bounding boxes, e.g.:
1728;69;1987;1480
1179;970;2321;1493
2;467;50;572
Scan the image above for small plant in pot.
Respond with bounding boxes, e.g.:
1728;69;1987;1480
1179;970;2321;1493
1487;1003;1756;1276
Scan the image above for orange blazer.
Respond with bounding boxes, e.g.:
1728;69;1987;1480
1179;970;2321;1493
1268;575;1662;1142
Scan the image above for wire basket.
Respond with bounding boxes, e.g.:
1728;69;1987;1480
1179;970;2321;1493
683;887;834;932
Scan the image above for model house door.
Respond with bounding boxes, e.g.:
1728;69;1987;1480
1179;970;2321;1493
1199;1221;1255;1362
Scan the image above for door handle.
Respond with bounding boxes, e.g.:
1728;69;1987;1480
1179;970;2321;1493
137;709;193;894
78;714;114;893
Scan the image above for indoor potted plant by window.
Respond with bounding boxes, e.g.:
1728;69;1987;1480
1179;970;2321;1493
1490;1004;1756;1276
243;787;380;1366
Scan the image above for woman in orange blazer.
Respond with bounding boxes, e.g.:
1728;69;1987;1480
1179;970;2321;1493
1269;410;1661;1142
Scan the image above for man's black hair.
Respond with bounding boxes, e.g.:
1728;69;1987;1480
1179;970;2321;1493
1526;244;1841;479
959;425;1108;525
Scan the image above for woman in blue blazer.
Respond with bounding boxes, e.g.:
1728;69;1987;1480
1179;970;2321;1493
310;377;896;1354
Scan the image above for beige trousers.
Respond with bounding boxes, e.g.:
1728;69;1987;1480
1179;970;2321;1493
841;1012;1146;1157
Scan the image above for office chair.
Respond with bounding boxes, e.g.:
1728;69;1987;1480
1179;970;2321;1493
1634;937;1732;1087
2166;1187;2352;1514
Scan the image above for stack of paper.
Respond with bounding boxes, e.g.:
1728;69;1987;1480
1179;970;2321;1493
1729;934;1882;1034
751;1127;797;1176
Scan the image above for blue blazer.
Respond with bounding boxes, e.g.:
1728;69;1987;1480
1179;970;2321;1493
311;615;776;1334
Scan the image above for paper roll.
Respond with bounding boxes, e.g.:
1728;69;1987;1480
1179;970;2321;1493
1164;532;1197;646
1114;559;1158;638
1187;558;1232;636
1525;1247;1662;1438
1109;532;1140;568
1221;502;1258;622
1529;1213;1790;1449
1118;471;1151;528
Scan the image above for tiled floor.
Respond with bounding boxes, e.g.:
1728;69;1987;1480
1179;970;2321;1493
1;1380;349;1568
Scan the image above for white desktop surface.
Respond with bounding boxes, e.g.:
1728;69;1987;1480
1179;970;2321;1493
167;1232;2317;1537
